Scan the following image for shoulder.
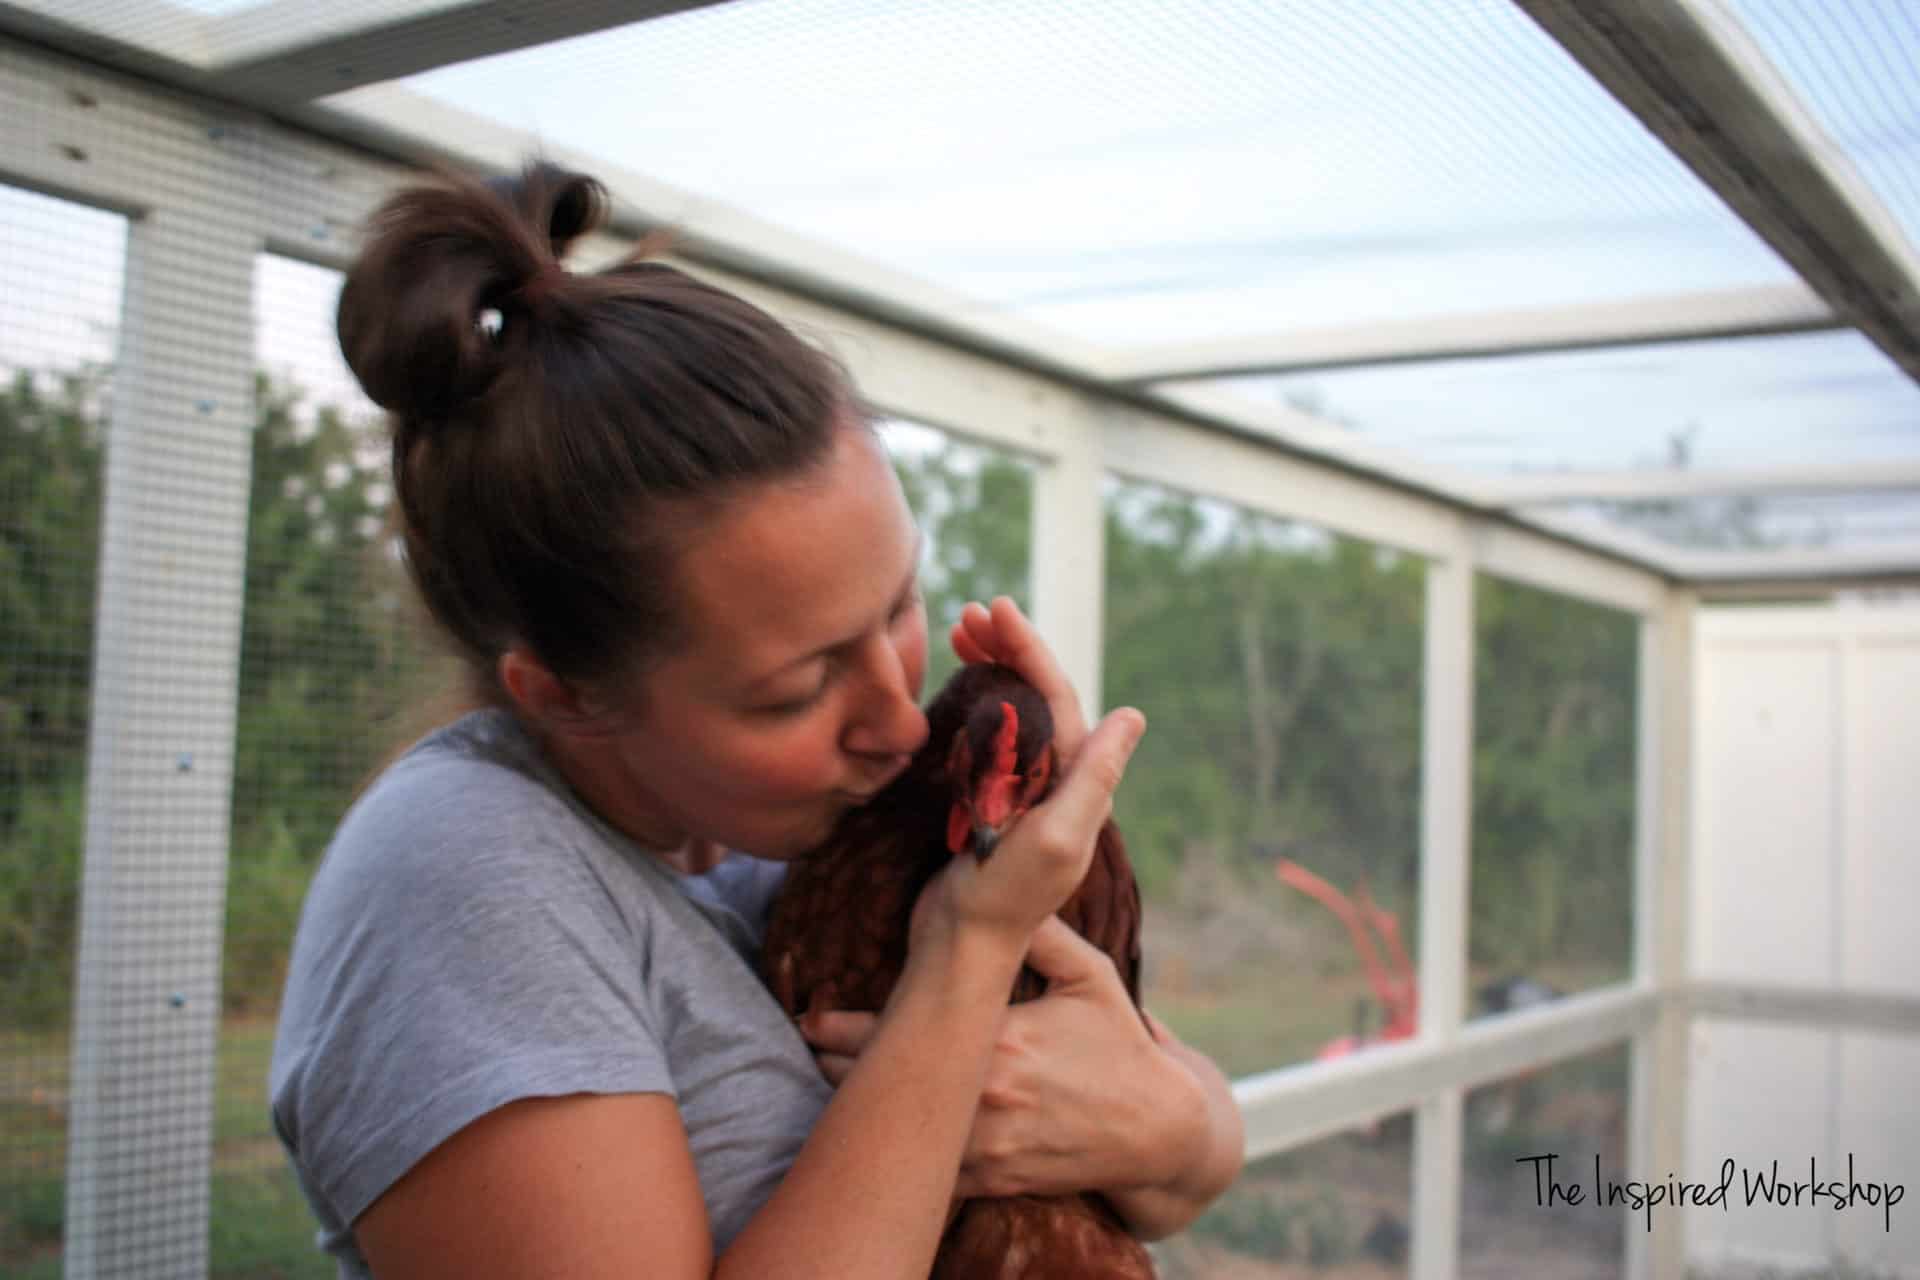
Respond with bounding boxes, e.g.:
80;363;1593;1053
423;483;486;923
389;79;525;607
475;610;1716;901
308;709;653;926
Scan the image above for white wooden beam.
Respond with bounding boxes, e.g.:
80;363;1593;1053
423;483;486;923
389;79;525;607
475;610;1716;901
1516;0;1920;384
1473;519;1671;616
63;164;261;1280
1683;981;1920;1035
0;1;206;69
1098;401;1466;561
1632;592;1695;1280
1409;555;1474;1280
1105;285;1837;383
204;0;736;104
1482;461;1920;506
1665;540;1920;584
1234;986;1659;1161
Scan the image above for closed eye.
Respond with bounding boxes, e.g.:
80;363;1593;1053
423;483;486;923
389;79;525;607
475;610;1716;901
753;577;919;717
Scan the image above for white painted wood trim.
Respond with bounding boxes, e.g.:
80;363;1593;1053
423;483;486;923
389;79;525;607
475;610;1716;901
1104;284;1837;382
1233;986;1659;1160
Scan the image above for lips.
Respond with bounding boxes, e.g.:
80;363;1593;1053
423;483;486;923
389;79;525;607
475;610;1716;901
844;756;910;803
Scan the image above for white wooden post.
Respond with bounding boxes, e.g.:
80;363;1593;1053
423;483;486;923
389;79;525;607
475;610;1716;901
1629;592;1696;1280
1410;548;1475;1280
64;181;260;1275
1032;403;1106;718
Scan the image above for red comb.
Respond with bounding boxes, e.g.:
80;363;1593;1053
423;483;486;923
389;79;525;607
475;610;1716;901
992;701;1019;777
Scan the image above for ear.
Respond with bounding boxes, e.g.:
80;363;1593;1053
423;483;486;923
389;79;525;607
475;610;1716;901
499;648;608;736
946;731;972;783
1018;745;1054;808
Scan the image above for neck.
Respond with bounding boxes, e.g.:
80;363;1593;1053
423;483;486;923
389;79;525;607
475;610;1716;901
530;720;692;862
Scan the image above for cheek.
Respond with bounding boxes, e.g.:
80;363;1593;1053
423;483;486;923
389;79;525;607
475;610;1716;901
902;607;929;700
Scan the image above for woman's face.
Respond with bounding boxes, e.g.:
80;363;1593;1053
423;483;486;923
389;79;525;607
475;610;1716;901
568;424;931;860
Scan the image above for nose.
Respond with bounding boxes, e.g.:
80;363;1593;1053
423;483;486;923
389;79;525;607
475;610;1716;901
842;631;929;761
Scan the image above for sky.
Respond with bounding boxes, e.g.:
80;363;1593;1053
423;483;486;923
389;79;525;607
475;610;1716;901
3;0;1918;543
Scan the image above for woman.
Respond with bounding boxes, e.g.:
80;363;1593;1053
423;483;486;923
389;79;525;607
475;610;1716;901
269;162;1243;1279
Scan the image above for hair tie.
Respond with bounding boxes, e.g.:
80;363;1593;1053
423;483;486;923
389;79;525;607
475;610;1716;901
516;261;570;308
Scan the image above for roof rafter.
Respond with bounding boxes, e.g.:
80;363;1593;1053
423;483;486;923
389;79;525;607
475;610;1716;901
1515;0;1920;385
1479;461;1920;506
1102;285;1838;384
203;0;733;104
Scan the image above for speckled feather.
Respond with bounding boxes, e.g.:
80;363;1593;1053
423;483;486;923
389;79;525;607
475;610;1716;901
761;663;1153;1279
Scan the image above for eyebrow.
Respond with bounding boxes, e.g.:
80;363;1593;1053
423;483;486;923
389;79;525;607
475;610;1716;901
746;531;924;692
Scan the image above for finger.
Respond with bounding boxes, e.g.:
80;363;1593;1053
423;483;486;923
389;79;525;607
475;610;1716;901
815;1052;856;1085
955;602;1006;666
983;597;1089;756
950;619;994;666
799;1009;878;1056
1020;914;1120;989
1029;707;1144;856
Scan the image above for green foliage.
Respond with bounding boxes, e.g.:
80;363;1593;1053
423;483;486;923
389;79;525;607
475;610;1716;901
231;374;435;873
1188;1181;1352;1264
1470;575;1636;975
0;369;434;1027
887;455;1637;979
1101;486;1425;912
0;777;83;1027
0;369;104;1030
206;1168;334;1279
891;435;1033;695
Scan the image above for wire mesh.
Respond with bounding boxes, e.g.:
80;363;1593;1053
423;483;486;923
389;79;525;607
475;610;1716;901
1156;1116;1415;1277
209;252;439;1276
879;417;1035;697
1728;0;1920;263
327;0;1800;346
1469;575;1638;1017
1460;1043;1629;1279
1204;329;1920;478
0;182;127;1280
1101;476;1428;1079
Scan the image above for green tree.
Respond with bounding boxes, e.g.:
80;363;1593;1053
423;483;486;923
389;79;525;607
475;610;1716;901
0;368;105;1026
0;366;436;1024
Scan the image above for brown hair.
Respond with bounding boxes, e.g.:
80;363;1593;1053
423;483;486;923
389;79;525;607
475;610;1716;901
337;162;849;698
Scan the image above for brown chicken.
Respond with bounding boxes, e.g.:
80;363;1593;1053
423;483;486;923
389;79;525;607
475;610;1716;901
762;662;1153;1280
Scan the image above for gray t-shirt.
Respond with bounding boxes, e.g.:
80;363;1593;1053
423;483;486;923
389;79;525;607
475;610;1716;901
269;710;831;1277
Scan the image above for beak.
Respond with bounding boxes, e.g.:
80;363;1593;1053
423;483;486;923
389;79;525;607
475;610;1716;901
971;822;1000;861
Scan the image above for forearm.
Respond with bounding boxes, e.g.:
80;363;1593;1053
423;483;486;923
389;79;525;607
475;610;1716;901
1105;1032;1245;1241
719;935;1021;1280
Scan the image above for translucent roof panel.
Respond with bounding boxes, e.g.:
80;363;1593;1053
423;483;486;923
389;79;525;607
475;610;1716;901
0;184;127;380
1535;492;1920;553
1728;0;1920;259
329;0;1804;347
1199;330;1920;475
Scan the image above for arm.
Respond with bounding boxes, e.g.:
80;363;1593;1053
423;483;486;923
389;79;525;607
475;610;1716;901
807;923;1246;1242
357;707;1147;1280
1102;1014;1245;1240
358;930;1022;1280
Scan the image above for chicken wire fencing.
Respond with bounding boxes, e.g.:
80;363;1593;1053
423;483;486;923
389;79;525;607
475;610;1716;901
1;183;127;1279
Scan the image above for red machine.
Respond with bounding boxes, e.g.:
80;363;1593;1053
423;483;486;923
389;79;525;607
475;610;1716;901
1274;860;1417;1058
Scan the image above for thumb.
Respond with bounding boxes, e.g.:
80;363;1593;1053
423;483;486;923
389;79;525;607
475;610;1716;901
1022;914;1111;986
1043;706;1145;837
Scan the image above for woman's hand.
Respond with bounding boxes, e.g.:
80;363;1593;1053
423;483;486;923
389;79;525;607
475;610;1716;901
803;917;1245;1239
905;703;1144;964
951;597;1089;762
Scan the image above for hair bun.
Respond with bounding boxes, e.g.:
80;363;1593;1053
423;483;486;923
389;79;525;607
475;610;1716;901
338;161;610;425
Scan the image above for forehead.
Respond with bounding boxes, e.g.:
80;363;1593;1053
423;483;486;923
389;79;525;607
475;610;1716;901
668;427;915;688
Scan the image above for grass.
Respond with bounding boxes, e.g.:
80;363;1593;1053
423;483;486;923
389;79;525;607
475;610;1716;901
2;1018;329;1278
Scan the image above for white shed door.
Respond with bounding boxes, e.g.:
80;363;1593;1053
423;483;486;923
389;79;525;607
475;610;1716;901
1687;603;1920;1277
